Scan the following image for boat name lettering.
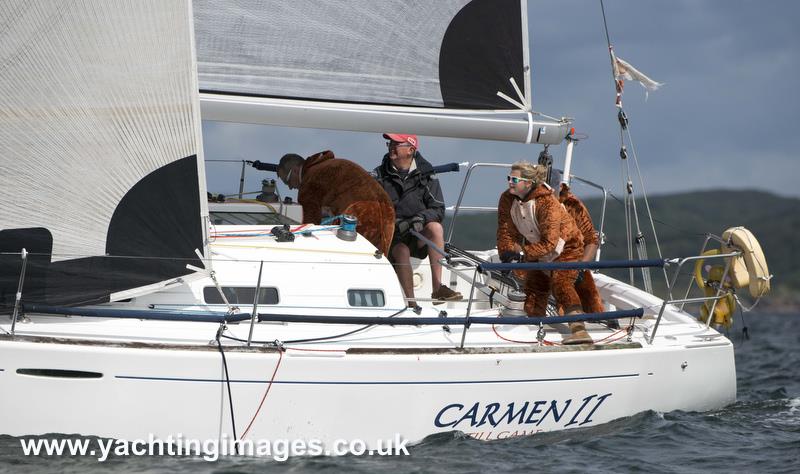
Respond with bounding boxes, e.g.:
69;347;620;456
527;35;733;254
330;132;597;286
434;393;612;429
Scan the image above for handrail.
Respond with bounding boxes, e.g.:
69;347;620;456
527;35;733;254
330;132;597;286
647;250;740;343
664;251;739;304
648;293;731;344
20;304;643;327
446;162;511;243
23;304;252;323
444;163;611;255
479;259;664;272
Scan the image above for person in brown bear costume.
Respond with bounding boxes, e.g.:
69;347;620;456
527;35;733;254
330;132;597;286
558;183;613;327
496;161;593;345
276;151;395;256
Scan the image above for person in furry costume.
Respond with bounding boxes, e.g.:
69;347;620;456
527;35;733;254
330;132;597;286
558;183;606;315
277;151;395;255
496;161;592;345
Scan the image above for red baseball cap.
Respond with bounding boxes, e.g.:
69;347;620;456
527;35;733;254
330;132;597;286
383;133;419;149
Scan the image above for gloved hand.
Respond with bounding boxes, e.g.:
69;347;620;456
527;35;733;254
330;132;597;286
396;216;425;236
499;250;523;263
251;160;263;169
408;215;425;234
395;218;409;236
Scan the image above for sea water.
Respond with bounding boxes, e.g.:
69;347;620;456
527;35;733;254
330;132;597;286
1;312;797;473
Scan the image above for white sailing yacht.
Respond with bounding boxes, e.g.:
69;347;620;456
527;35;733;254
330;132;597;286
0;0;769;450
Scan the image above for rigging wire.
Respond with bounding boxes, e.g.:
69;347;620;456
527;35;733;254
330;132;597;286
220;307;408;346
215;324;239;453
602;0;636;285
600;0;665;292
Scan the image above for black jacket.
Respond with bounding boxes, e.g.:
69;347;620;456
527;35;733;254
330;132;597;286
373;152;445;224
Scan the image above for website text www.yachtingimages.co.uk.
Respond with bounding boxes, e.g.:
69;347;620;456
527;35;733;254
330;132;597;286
17;433;410;462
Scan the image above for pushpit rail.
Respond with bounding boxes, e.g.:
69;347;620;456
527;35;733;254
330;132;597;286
648;249;741;343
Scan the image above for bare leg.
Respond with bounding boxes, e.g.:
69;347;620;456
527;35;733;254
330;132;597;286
421;221;445;290
390;243;415;305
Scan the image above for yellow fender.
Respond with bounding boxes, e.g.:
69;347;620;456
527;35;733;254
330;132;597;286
722;227;771;298
693;249;719;290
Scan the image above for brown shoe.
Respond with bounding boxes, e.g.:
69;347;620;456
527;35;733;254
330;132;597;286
562;322;593;345
431;285;463;305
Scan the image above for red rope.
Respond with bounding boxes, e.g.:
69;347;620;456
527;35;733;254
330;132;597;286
492;323;630;346
492;324;555;345
595;328;631;345
239;349;284;440
593;328;629;344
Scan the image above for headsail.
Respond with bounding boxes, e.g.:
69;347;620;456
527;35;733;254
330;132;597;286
0;0;207;308
194;0;570;144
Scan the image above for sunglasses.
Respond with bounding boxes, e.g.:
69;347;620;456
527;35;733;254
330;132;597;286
507;175;532;184
283;167;294;183
387;141;413;149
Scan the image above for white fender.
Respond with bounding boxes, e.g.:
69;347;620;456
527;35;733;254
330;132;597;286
721;227;771;298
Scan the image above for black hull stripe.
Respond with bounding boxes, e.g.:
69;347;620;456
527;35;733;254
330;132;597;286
115;373;639;385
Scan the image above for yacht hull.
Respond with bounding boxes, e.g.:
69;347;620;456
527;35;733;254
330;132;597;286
0;334;735;449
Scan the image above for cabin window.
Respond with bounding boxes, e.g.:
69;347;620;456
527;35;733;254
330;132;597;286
203;287;279;305
347;289;385;307
209;211;296;226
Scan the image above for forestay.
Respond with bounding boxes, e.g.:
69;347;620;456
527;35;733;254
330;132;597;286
0;0;207;307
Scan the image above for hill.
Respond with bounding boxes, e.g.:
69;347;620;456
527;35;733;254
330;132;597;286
444;190;799;313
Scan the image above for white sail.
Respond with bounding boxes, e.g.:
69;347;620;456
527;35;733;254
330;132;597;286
0;0;206;306
194;0;569;143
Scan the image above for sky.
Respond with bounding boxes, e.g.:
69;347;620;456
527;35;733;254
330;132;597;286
201;0;799;209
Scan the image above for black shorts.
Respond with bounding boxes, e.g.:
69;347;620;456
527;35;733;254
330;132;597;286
391;232;429;260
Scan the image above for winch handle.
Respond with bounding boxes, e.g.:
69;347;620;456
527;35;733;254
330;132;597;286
429;162;461;175
247;160;279;172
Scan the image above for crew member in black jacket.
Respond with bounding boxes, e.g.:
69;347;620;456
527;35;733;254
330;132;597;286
373;133;462;307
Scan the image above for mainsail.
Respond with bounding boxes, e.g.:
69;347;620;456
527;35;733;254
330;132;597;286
194;0;570;144
0;0;207;308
